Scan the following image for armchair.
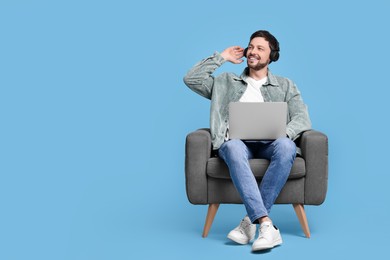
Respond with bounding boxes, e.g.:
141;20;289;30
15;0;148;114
185;129;328;238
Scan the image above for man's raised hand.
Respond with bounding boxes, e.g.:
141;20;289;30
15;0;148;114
221;46;245;64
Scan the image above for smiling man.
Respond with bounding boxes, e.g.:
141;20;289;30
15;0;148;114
183;30;311;252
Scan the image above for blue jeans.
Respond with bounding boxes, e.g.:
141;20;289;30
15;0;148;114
218;138;296;224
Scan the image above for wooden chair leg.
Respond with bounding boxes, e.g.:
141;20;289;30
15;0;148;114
293;204;311;238
202;203;220;238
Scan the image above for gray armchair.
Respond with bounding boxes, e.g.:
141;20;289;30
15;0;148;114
185;129;328;238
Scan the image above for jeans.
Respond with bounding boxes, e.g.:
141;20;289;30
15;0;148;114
218;138;296;224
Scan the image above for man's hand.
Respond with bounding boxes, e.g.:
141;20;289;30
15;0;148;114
221;46;245;64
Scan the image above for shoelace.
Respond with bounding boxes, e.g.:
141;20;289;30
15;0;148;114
237;219;251;234
259;223;271;236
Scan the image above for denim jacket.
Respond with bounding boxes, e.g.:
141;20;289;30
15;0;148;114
183;52;312;150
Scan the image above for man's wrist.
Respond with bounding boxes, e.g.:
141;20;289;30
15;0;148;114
214;51;227;65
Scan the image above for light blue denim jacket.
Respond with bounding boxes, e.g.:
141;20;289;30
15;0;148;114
183;52;312;150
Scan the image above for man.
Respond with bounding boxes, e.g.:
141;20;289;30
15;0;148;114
183;30;311;252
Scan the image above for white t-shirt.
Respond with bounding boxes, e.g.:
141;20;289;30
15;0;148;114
239;76;267;102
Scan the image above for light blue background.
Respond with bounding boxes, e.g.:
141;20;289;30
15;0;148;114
1;0;389;259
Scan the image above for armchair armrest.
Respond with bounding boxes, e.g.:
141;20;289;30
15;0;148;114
299;130;328;205
185;129;212;204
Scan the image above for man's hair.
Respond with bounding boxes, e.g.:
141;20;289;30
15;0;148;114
249;30;280;63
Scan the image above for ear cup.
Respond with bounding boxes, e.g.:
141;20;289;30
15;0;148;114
270;49;279;62
243;48;248;57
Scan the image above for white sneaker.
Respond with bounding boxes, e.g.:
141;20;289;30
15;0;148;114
227;216;256;245
252;221;283;251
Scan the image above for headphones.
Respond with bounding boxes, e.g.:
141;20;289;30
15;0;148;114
243;44;280;62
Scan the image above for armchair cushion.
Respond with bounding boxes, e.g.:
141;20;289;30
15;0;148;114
207;157;306;180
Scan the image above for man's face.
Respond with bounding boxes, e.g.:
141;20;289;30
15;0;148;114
246;37;271;71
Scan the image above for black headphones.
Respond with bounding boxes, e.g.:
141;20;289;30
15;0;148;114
243;45;280;62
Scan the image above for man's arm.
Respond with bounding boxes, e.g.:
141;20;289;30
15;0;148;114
285;83;312;140
183;46;244;99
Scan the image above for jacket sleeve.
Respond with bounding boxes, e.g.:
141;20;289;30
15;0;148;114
285;83;312;140
183;52;226;100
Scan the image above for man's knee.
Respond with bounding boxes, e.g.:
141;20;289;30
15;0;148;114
219;139;248;160
273;137;296;157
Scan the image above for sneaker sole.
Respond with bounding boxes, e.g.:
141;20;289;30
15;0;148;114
252;238;282;251
227;233;253;245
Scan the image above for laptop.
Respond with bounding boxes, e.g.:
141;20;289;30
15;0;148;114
228;102;287;140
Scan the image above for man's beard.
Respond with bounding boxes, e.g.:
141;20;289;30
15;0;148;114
247;56;269;71
247;61;268;71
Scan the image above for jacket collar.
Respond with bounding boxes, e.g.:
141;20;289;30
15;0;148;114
238;67;279;86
